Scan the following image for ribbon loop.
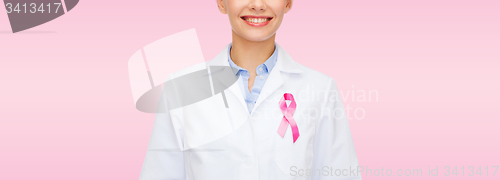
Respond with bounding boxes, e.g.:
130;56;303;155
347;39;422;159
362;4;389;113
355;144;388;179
277;93;300;143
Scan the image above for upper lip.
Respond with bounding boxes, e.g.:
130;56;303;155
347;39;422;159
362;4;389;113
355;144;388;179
240;15;273;20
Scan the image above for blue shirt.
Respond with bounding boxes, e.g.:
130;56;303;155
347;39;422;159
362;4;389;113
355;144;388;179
227;44;278;114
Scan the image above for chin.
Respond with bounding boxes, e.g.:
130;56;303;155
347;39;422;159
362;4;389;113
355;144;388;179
244;36;270;42
240;32;276;42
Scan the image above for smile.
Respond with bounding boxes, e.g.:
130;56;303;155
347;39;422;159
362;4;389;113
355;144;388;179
240;16;273;27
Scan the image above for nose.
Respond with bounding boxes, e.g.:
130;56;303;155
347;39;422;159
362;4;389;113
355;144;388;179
248;0;266;11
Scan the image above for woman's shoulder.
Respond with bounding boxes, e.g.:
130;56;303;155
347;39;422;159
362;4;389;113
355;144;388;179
293;61;338;86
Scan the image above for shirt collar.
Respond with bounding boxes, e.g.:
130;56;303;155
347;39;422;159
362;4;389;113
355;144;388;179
227;44;278;75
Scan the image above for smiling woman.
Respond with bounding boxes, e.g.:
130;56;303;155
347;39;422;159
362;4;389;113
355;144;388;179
217;0;292;92
139;0;362;179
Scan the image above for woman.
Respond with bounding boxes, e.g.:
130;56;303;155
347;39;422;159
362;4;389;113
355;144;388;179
139;0;361;179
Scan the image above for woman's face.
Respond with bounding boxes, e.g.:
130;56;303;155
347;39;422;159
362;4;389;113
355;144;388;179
218;0;292;42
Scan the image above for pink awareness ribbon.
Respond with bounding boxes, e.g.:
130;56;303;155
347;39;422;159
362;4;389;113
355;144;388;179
277;93;300;143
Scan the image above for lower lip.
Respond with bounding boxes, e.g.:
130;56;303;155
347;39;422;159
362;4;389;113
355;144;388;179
242;18;272;27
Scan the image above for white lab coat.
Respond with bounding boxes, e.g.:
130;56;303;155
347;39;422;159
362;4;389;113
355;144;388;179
139;43;361;180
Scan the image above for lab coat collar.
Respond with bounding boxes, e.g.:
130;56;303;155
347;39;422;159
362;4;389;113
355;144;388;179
206;42;303;115
207;42;303;74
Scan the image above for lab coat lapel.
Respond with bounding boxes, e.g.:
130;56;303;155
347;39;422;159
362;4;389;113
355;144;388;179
253;43;303;113
207;43;302;116
252;61;284;113
206;43;249;115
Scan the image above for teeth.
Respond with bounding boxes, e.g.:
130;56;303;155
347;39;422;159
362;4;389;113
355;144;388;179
244;18;269;23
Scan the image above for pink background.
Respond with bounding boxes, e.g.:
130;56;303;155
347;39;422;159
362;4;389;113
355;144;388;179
1;0;499;179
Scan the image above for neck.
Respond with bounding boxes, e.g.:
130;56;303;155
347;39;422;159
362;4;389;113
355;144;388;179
230;30;276;72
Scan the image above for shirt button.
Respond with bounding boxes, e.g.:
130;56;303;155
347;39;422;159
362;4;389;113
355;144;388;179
248;103;253;108
259;67;263;71
259;76;263;80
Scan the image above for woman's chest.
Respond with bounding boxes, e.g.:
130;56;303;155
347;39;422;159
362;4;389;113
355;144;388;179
169;84;326;178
